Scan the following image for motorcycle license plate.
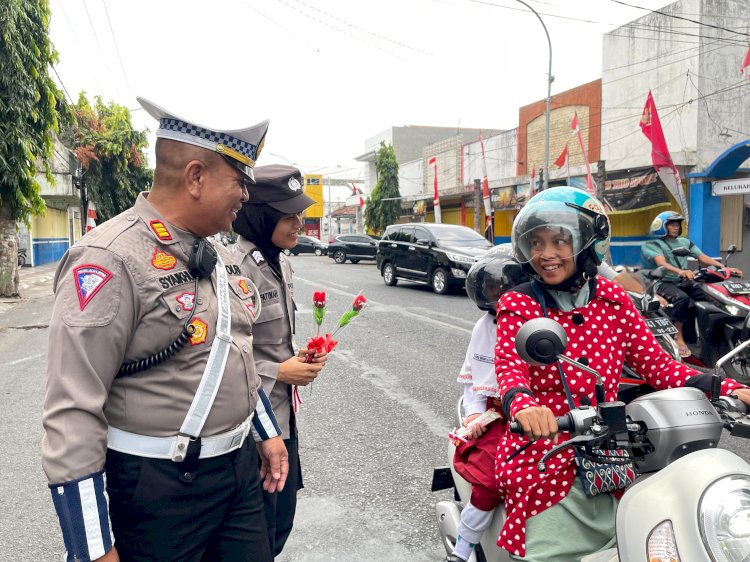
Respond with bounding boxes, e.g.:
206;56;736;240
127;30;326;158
645;317;678;336
725;281;750;295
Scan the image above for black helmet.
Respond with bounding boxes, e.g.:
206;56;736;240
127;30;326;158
466;254;528;313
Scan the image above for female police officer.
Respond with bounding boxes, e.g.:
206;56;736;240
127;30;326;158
232;164;328;556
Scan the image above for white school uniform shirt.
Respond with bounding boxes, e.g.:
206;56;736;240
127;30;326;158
457;313;499;417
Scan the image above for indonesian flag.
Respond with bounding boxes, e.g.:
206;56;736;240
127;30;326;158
350;183;360;195
429;156;441;223
554;144;569;169
86;201;97;232
640;90;689;222
529;166;537;196
572;112;596;195
743;46;750;79
478;134;493;233
359;196;366;208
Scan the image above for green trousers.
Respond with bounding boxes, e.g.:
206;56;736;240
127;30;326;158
509;481;617;562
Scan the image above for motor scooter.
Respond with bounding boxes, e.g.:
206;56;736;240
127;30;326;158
677;245;750;382
17;247;27;267
432;317;750;562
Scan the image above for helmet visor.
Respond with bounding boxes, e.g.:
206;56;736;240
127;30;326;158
513;201;598;265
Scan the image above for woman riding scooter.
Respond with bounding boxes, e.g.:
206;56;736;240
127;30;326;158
493;187;750;561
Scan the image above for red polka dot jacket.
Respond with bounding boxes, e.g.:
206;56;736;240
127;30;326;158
493;277;746;557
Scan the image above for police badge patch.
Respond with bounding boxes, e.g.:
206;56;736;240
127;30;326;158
73;265;113;311
188;317;208;346
176;292;195;311
288;177;302;192
251;250;265;264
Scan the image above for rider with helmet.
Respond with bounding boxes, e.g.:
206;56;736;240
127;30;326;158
447;246;527;562
493;187;750;561
641;210;743;357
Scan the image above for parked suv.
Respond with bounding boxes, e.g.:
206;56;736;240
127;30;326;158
327;234;379;264
376;223;492;294
283;235;327;256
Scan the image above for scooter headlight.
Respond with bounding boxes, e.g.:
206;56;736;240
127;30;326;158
700;475;750;561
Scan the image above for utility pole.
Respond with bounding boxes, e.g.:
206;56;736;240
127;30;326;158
74;165;87;237
327;180;333;242
595;160;606;201
473;179;482;235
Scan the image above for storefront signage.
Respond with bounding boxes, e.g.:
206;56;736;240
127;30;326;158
712;178;750;196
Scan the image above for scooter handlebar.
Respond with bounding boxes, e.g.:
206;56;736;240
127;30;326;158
509;414;573;435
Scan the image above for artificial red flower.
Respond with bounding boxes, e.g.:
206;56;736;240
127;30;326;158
352;294;367;311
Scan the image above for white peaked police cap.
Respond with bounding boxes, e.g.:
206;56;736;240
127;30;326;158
137;96;269;182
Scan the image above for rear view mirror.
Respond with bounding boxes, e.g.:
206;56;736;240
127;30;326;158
515;318;567;366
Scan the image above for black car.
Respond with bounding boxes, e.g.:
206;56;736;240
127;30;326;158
284;235;328;256
327;234;379;264
376;223;493;294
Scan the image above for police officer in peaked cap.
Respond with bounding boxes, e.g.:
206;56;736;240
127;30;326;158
232;164;328;556
42;97;287;562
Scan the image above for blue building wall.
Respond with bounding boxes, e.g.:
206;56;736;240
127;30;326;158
33;237;69;265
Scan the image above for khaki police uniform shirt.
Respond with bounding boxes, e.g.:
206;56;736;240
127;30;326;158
42;193;262;484
232;237;296;439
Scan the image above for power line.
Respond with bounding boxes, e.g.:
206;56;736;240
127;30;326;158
50;64;74;104
608;0;750;39
290;0;429;55
101;0;132;98
80;0;121;99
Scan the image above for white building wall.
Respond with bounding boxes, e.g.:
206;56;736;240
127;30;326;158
399;159;424;197
602;0;750;172
463;129;518;188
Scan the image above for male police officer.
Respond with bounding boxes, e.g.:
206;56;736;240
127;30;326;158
42;97;287;562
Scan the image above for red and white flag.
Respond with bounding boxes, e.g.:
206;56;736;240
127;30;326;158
572;112;596;195
529;166;537;197
359;196;366;208
478;134;493;233
742;46;750;79
428;156;442;223
554;144;569;169
640;90;688;222
86;201;97;232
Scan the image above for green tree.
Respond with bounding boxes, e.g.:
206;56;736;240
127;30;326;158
64;94;152;222
364;141;401;235
0;0;63;297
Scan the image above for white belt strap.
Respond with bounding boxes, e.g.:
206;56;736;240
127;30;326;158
178;252;232;443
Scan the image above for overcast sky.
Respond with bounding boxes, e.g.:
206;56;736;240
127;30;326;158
49;0;676;200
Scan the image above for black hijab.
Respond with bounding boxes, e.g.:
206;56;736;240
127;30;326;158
233;203;286;277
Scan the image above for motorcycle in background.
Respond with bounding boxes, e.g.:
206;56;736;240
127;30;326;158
17;247;27;267
432;318;750;562
669;244;750;383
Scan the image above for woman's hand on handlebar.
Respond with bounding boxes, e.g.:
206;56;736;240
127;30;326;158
727;267;744;278
732;388;750;406
513;406;559;443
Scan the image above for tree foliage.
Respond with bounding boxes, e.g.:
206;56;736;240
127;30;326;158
0;0;62;222
364;142;401;235
63;93;152;221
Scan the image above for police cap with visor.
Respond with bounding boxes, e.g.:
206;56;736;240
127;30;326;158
137;96;268;182
247;164;315;214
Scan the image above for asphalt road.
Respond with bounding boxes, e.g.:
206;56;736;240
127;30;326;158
3;255;750;561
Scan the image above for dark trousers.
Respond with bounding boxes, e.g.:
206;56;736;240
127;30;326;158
106;440;272;562
261;437;303;557
657;280;705;324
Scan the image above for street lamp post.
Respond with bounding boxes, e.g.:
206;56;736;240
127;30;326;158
515;0;553;191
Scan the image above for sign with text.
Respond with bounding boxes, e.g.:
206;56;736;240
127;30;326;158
712;178;750;196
